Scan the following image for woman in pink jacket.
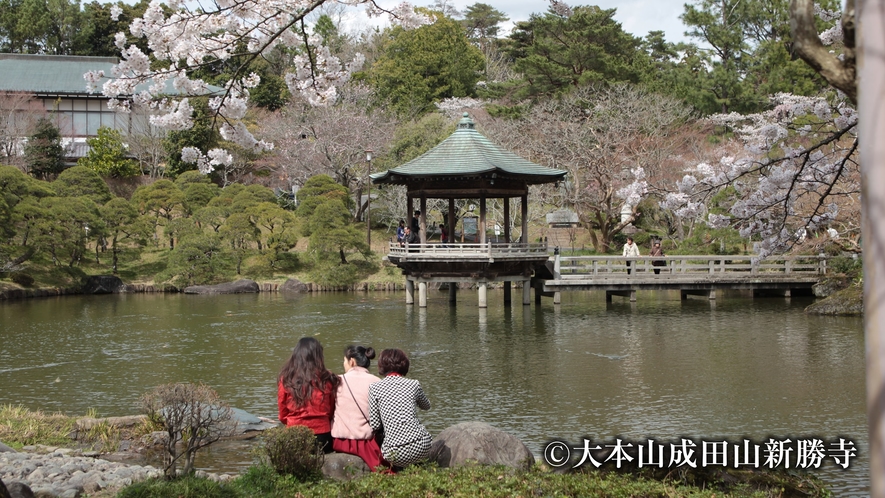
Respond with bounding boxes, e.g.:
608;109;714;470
331;345;384;470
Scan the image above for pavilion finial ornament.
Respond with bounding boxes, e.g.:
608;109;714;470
458;112;476;130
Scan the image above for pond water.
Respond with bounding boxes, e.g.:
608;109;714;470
0;290;866;495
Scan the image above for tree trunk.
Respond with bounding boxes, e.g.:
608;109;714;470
859;1;885;495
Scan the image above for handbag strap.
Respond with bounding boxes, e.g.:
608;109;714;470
342;376;371;425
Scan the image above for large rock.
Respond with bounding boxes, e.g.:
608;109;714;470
81;275;125;294
3;481;34;498
183;279;260;295
805;285;863;315
322;453;370;481
812;276;851;298
0;442;15;453
0;478;10;498
429;422;534;470
279;278;309;293
228;408;278;433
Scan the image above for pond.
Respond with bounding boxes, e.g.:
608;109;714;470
0;290;866;495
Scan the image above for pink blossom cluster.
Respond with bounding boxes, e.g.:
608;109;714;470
89;0;428;173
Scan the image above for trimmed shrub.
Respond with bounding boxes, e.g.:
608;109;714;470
10;273;34;287
260;425;323;481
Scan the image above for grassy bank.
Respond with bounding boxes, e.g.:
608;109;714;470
0;405;157;453
0;407;831;497
117;463;830;498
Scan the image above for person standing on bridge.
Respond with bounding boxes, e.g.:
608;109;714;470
649;241;665;275
622;237;640;275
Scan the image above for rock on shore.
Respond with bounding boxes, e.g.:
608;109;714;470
0;445;238;498
0;446;164;498
805;285;863;315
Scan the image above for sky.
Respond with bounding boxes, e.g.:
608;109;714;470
361;0;693;44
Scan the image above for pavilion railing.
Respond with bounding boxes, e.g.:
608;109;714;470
387;242;549;258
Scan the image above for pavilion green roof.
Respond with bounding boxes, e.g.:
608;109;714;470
371;113;567;185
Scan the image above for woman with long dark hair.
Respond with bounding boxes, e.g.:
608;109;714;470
368;348;432;470
331;345;384;470
278;337;339;453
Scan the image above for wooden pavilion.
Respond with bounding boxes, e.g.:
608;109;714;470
371;113;567;308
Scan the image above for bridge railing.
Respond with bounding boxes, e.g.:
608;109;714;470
554;254;827;278
388;242;549;258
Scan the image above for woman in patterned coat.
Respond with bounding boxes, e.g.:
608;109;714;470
368;349;432;470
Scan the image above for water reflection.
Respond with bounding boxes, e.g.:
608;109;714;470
0;290;866;495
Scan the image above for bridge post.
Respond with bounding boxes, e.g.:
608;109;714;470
553;247;561;304
504;281;511;305
418;282;427;308
449;283;457;304
405;279;414;304
478;282;488;308
523;280;531;305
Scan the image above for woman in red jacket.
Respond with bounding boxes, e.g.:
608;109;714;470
278;337;339;453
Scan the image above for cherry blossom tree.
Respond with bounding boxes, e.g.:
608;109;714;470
257;85;395;221
483;84;697;252
85;0;429;174
0;92;46;170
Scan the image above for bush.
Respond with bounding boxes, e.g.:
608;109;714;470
311;262;361;288
140;383;238;479
829;254;862;277
10;273;34;287
260;425;324;481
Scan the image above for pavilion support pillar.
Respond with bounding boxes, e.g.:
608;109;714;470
523;280;531;305
420;197;427;244
449;283;457;304
479;197;487;244
503;198;511;243
521;194;528;243
405;279;414;304
407;197;414;235
418;282;427;308
478;282;488;308
448;199;455;245
503;282;511;305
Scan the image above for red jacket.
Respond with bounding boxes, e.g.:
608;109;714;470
278;378;335;434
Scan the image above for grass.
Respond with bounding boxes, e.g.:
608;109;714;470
0;405;161;452
0;404;78;448
117;463;830;498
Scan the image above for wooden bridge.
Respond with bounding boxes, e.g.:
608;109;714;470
385;243;829;306
534;253;828;302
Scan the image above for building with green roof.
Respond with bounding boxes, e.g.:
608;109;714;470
0;53;217;166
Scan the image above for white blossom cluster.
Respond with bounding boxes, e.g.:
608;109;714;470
181;146;234;174
615;167;648;208
662;93;858;259
435;97;486;119
88;0;428;173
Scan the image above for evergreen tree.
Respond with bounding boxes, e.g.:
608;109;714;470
24;117;64;180
367;11;484;117
504;5;642;97
78;126;139;178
